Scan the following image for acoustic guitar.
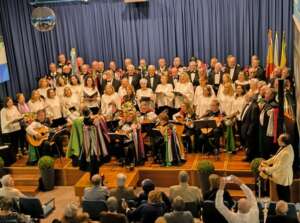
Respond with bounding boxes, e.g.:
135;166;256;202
26;125;67;147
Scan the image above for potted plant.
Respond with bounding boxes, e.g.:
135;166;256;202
38;156;55;191
250;158;264;196
197;160;215;193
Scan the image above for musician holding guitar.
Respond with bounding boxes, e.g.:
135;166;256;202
26;109;66;161
259;134;294;202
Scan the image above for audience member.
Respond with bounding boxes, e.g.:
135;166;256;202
0;175;25;200
61;203;91;223
100;196;128;223
162;196;194;223
83;174;108;201
266;200;298;223
169;171;202;203
0;196;29;223
215;175;259;223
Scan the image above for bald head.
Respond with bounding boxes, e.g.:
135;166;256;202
237;198;251;214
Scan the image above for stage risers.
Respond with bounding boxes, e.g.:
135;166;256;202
74;151;256;200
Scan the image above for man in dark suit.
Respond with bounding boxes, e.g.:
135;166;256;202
266;200;299;223
187;60;199;87
102;70;121;93
250;56;265;81
240;93;260;161
146;65;160;91
224;56;241;81
157;58;168;75
125;64;141;90
208;62;224;94
169;67;179;87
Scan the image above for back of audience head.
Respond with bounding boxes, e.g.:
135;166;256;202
90;174;101;187
172;196;185;211
209;174;220;190
275;200;288;215
141;178;155;194
1;174;14;187
107;196;119;212
116;173;127;187
148;190;162;204
178;171;189;184
237;197;251;214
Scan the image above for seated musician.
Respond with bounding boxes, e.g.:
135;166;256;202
113;102;145;167
172;102;195;153
26;109;65;163
155;112;185;166
138;100;158;123
198;99;225;155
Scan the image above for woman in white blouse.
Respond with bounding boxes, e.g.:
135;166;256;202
101;84;121;116
118;78;130;99
28;90;46;113
232;85;246;119
1;97;23;160
69;75;82;103
136;78;155;109
234;72;249;91
45;88;64;126
155;75;174;114
55;75;68;99
174;72;194;109
194;76;216;99
61;87;80;122
218;82;235;115
217;73;234;98
37;78;49;99
194;86;216;118
81;76;101;114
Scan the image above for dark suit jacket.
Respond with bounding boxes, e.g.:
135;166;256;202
266;215;299;223
224;64;241;81
100;212;128;223
203;188;234;208
241;100;259;139
146;75;161;91
256;66;265;81
102;79;121;94
208;71;224;86
168;76;179;87
126;74;141;90
187;70;200;86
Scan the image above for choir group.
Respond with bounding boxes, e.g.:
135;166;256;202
0;54;296;171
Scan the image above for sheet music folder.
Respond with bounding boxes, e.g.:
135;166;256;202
193;119;217;129
108;133;129;141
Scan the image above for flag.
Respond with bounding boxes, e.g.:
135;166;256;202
274;32;279;67
70;48;77;75
0;35;10;83
266;29;275;79
280;32;287;68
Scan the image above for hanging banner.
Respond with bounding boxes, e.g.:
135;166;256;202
0;34;9;83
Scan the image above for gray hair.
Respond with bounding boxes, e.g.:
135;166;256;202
64;203;78;218
178;171;189;183
116;173;127;187
1;174;13;187
91;174;101;186
276;200;288;215
172;196;185;211
107;196;119;212
139;78;148;85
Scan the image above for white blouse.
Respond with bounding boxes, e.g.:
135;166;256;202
55;86;66;99
0;106;22;134
194;85;216;98
81;87;101;108
174;82;194;108
218;94;234;116
136;88;155;107
69;84;82;102
118;86;128;99
101;93;121;115
194;95;216;118
232;95;246;119
28;99;46;113
61;94;81;121
37;87;49;99
217;83;235;98
155;83;174;108
45;96;62;120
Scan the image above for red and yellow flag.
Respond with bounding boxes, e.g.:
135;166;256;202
266;29;275;79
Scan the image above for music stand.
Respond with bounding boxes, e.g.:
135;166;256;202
141;122;156;132
193;119;217;130
108;133;129;141
106;120;119;132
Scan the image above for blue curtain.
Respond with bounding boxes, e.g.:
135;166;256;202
0;0;293;99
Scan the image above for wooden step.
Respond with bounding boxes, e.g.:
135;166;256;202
15;185;39;196
6;167;40;175
228;189;256;200
13;175;39;186
226;177;256;190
